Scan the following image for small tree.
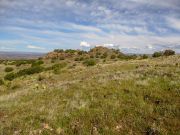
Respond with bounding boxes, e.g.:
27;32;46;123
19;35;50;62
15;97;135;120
163;50;175;56
110;54;116;59
142;54;148;59
152;52;163;58
54;49;64;53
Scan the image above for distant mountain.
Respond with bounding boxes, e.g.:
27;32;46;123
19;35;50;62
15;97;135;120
0;51;45;60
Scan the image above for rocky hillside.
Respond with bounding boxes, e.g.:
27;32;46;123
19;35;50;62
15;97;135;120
45;46;125;60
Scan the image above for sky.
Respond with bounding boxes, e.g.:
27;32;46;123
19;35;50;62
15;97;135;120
0;0;180;53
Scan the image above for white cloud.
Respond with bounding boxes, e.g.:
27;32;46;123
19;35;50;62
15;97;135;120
80;41;91;47
103;44;115;47
167;17;180;30
147;45;153;49
27;45;45;50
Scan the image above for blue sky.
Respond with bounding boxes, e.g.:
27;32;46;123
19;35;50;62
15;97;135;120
0;0;180;53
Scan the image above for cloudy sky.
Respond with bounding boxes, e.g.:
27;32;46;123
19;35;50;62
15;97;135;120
0;0;180;53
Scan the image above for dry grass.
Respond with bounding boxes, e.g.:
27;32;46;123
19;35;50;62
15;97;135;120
0;55;179;135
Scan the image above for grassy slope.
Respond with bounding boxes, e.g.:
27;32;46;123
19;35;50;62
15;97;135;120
0;56;180;135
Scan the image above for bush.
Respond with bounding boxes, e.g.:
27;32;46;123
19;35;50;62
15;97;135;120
83;59;96;66
90;55;94;58
59;57;65;60
5;67;14;72
74;57;79;61
31;60;44;67
163;50;175;56
0;78;4;85
54;49;64;53
65;49;76;54
78;51;86;55
15;60;35;67
101;52;108;59
17;66;44;77
51;63;67;74
152;52;163;58
110;54;116;59
4;73;17;81
142;54;148;59
38;75;45;81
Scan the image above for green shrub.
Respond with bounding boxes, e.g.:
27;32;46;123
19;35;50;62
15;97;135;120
17;66;44;77
78;50;86;55
163;50;175;56
79;57;84;61
4;73;17;81
128;54;137;59
51;63;67;74
65;49;76;53
117;54;125;59
54;49;64;53
15;60;36;67
101;52;108;59
31;60;44;67
83;59;96;66
11;84;21;89
0;78;4;85
5;67;14;72
90;55;94;58
59;57;65;60
38;75;45;81
152;52;163;57
142;54;148;59
74;57;80;61
51;59;55;63
110;54;116;59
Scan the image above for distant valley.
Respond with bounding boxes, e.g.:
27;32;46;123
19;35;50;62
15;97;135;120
0;51;45;60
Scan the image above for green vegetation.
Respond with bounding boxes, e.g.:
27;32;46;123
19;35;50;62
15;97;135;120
142;54;148;59
31;60;44;67
110;54;116;59
152;51;163;57
4;67;14;72
17;66;44;76
0;78;4;85
51;63;67;74
163;49;175;56
83;59;96;66
4;72;17;81
153;49;175;58
0;47;179;134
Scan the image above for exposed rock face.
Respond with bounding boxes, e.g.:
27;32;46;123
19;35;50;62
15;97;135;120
45;52;74;59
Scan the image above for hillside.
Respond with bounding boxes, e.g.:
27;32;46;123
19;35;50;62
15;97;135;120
0;48;179;134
